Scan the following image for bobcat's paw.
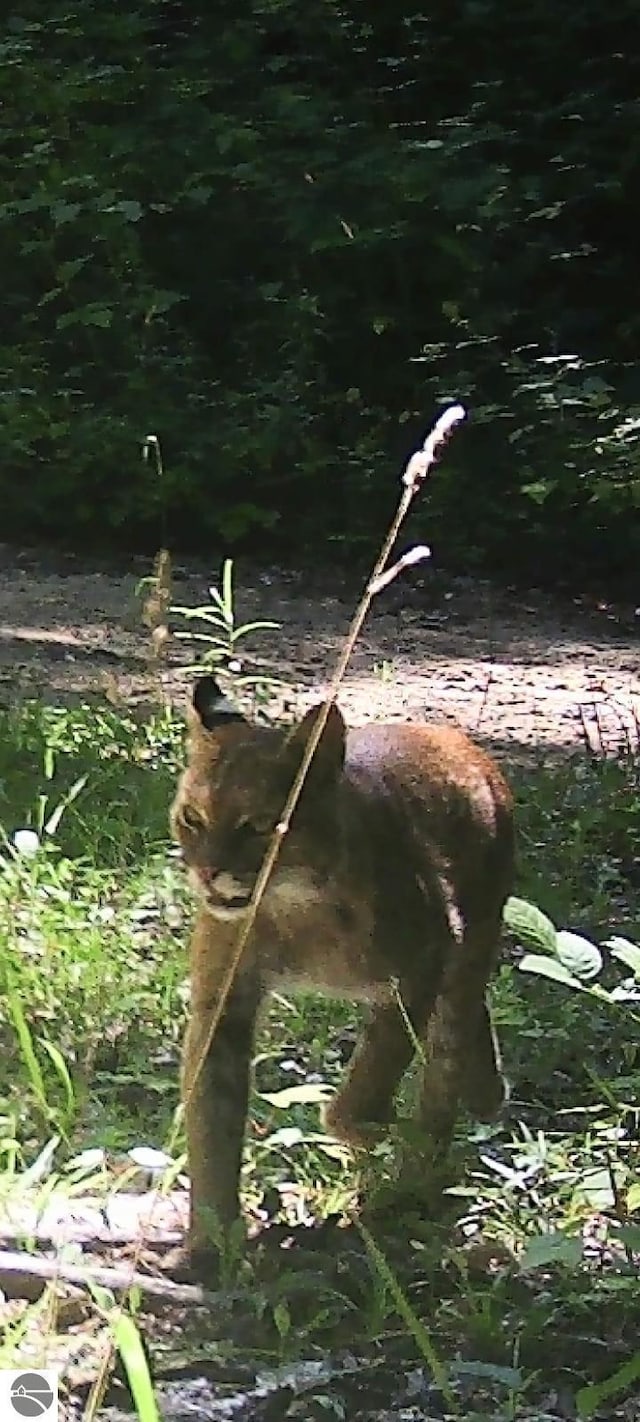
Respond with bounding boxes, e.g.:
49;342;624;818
160;1243;220;1284
322;1097;390;1150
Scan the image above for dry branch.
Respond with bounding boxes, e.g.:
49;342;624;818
0;1248;211;1310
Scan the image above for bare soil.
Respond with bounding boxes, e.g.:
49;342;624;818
0;543;638;761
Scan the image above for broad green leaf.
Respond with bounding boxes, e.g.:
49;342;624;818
614;1222;640;1248
519;954;581;988
273;1301;291;1339
503;896;557;953
57;305;113;330
556;930;602;981
57;256;89;282
625;1183;640;1214
260;1127;304;1150
606;937;640;978
574;1166;623;1210
453;1361;523;1389
521;479;555;505
521;1232;582;1270
260;1084;332;1108
51;200;81;225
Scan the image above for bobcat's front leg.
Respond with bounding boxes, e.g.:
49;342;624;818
183;912;261;1266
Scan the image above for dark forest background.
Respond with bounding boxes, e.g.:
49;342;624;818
2;0;639;586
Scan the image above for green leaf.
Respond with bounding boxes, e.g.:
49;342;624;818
57;305;113;330
614;1224;640;1252
51;200;81;226
113;1314;161;1422
575;1166;623;1210
606;937;640;978
57;256;89;283
625;1184;640;1214
231;620;280;639
555;930;603;981
222;558;234;622
260;1126;304;1150
260;1084;332;1108
452;1361;523;1389
273;1301;291;1339
40;1040;75;1120
521;479;555;505
119;200;143;222
21;1136;60;1188
6;980;49;1116
358;1224;455;1406
170;606;226;625
576;1352;640;1419
519;954;581;988
44;773;88;836
521;1232;583;1270
503;896;557;952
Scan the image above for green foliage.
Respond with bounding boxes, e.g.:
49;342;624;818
0;703;185;1149
1;0;639;576
171;557;280;702
1;695;640;1410
110;1311;162;1422
509;893;640;1014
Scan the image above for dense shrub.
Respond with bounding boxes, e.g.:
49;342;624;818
1;0;639;579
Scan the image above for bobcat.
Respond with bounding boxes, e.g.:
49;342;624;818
172;674;514;1266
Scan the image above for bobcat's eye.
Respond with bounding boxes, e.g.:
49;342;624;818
181;805;206;832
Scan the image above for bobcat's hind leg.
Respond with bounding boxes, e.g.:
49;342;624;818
323;993;427;1148
415;920;505;1168
460;995;507;1120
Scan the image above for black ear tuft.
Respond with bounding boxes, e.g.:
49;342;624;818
191;676;246;731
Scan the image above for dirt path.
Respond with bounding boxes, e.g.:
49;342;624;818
0;544;638;760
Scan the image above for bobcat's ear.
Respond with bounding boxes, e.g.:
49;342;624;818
190;676;246;732
281;703;346;786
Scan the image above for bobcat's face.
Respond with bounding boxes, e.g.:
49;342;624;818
171;678;345;922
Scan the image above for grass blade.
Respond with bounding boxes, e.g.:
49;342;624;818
113;1313;161;1422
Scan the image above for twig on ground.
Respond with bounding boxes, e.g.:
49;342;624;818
475;665;495;734
578;702;596;757
0;1249;212;1310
